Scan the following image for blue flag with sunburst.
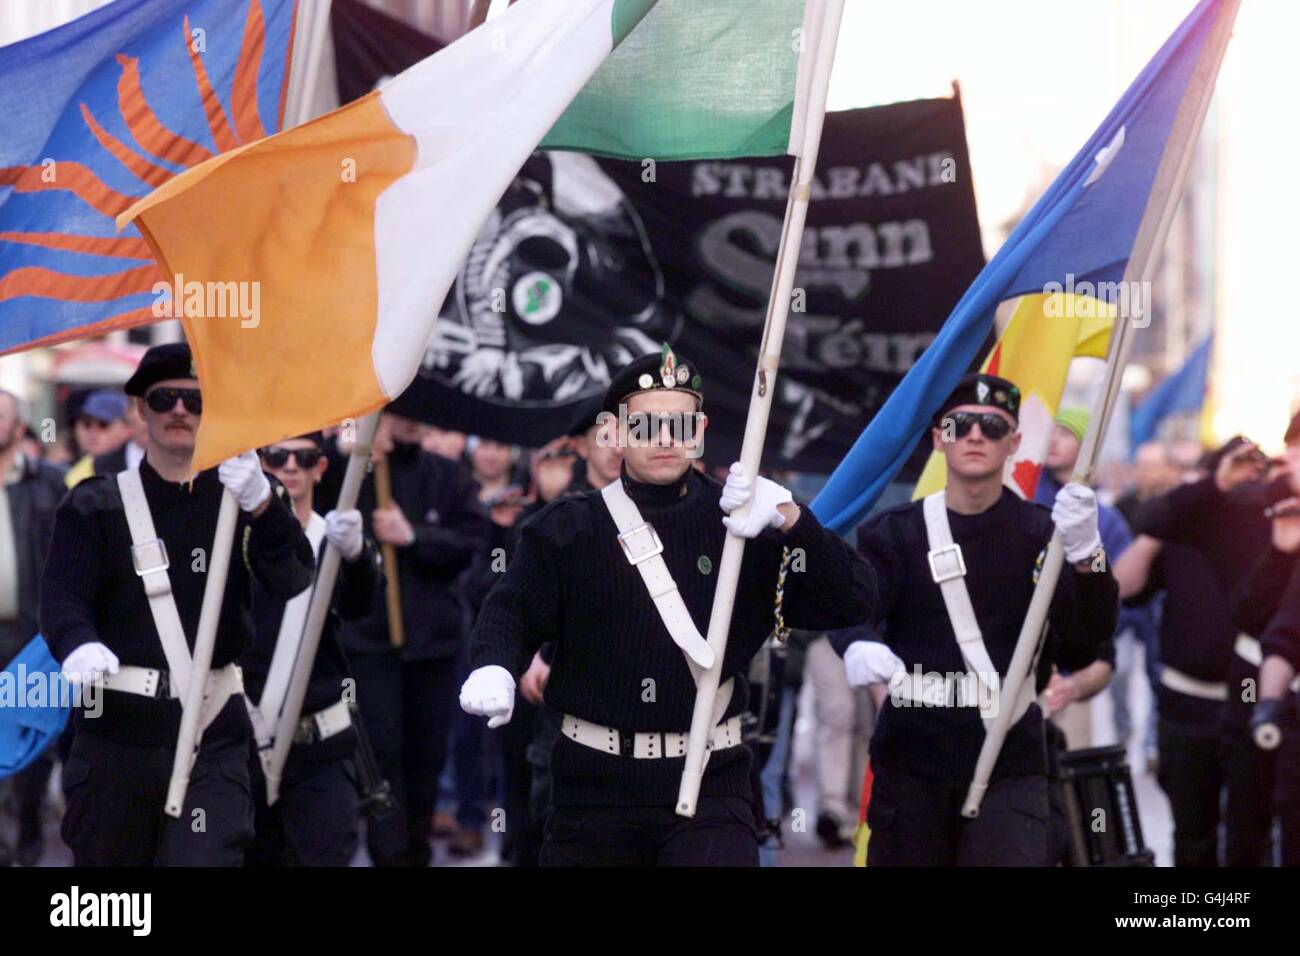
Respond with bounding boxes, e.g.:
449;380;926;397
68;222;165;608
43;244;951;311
0;0;297;354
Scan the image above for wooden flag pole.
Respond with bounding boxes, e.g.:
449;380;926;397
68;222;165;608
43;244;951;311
373;454;406;648
165;0;339;815
676;0;846;818
960;0;1240;819
265;411;380;805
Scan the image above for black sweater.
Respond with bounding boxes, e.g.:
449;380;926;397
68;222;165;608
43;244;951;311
40;459;315;746
244;528;380;760
1129;543;1235;727
1134;476;1273;731
470;467;875;808
831;488;1118;784
1237;546;1300;672
337;442;489;661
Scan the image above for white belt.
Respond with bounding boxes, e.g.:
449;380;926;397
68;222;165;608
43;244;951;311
1159;665;1228;702
561;713;743;760
1235;633;1262;667
100;663;245;733
293;698;352;745
1232;633;1300;691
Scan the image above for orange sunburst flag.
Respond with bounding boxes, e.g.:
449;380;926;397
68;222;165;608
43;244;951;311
0;0;299;355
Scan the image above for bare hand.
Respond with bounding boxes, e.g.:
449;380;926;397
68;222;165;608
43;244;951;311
1273;497;1300;554
519;651;551;705
1216;441;1267;494
1043;671;1080;716
372;504;415;547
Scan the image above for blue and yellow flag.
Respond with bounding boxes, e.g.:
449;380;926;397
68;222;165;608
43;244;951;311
812;0;1237;533
0;0;297;354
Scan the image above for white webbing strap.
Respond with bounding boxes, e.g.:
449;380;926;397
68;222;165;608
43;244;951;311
117;468;191;689
922;492;1000;726
248;513;326;753
601;481;714;669
600;481;733;731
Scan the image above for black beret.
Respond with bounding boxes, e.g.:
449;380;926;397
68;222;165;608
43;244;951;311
933;372;1021;425
601;344;703;417
124;342;196;396
565;394;605;437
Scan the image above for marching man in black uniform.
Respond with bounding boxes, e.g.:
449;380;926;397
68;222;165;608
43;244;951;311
243;432;380;866
41;342;315;866
834;373;1117;866
459;346;875;866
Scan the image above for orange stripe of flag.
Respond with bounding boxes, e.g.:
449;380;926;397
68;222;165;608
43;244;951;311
0;263;159;303
0;230;152;258
230;0;268;143
115;53;216;168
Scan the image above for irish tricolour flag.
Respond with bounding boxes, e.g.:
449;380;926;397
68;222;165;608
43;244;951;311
121;0;823;469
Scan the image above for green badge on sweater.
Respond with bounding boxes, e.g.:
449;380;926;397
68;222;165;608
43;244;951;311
698;555;712;575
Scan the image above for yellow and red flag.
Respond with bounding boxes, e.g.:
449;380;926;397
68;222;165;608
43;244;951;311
912;292;1113;500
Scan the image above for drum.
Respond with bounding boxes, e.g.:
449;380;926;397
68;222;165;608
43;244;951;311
1055;744;1155;867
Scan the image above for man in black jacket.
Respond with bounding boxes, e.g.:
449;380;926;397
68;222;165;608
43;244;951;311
0;389;68;866
460;347;875;866
338;409;489;866
835;374;1117;867
243;432;380;866
1132;429;1298;865
40;342;315;866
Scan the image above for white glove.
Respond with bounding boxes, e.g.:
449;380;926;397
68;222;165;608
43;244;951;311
843;641;904;689
720;462;793;538
325;508;364;561
459;665;516;729
1052;482;1102;564
219;450;272;512
61;642;119;686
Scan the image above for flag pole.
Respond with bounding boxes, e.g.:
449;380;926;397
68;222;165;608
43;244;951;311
960;0;1240;820
164;489;240;817
164;0;338;817
676;0;846;818
265;411;379;805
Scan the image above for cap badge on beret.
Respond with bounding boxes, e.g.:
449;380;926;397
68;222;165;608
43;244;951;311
660;343;678;388
638;373;654;389
976;381;990;404
676;365;690;385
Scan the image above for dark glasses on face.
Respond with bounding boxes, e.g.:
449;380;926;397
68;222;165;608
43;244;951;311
946;411;1013;440
144;387;202;415
261;446;322;469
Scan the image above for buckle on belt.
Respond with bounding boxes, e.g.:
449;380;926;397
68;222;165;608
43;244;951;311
131;538;170;576
293;716;317;745
927;543;966;584
617;522;664;566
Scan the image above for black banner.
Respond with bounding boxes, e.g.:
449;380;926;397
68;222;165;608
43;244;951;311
334;1;985;472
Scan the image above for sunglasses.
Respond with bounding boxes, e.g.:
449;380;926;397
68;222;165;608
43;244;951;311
261;446;323;469
945;411;1014;440
143;387;202;415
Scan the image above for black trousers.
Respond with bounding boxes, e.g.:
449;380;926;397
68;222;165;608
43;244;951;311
1276;719;1300;866
0;747;53;863
498;695;538;866
247;744;360;867
350;651;458;866
540;796;759;866
61;728;254;866
1220;725;1275;866
865;765;1050;867
1156;718;1223;866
